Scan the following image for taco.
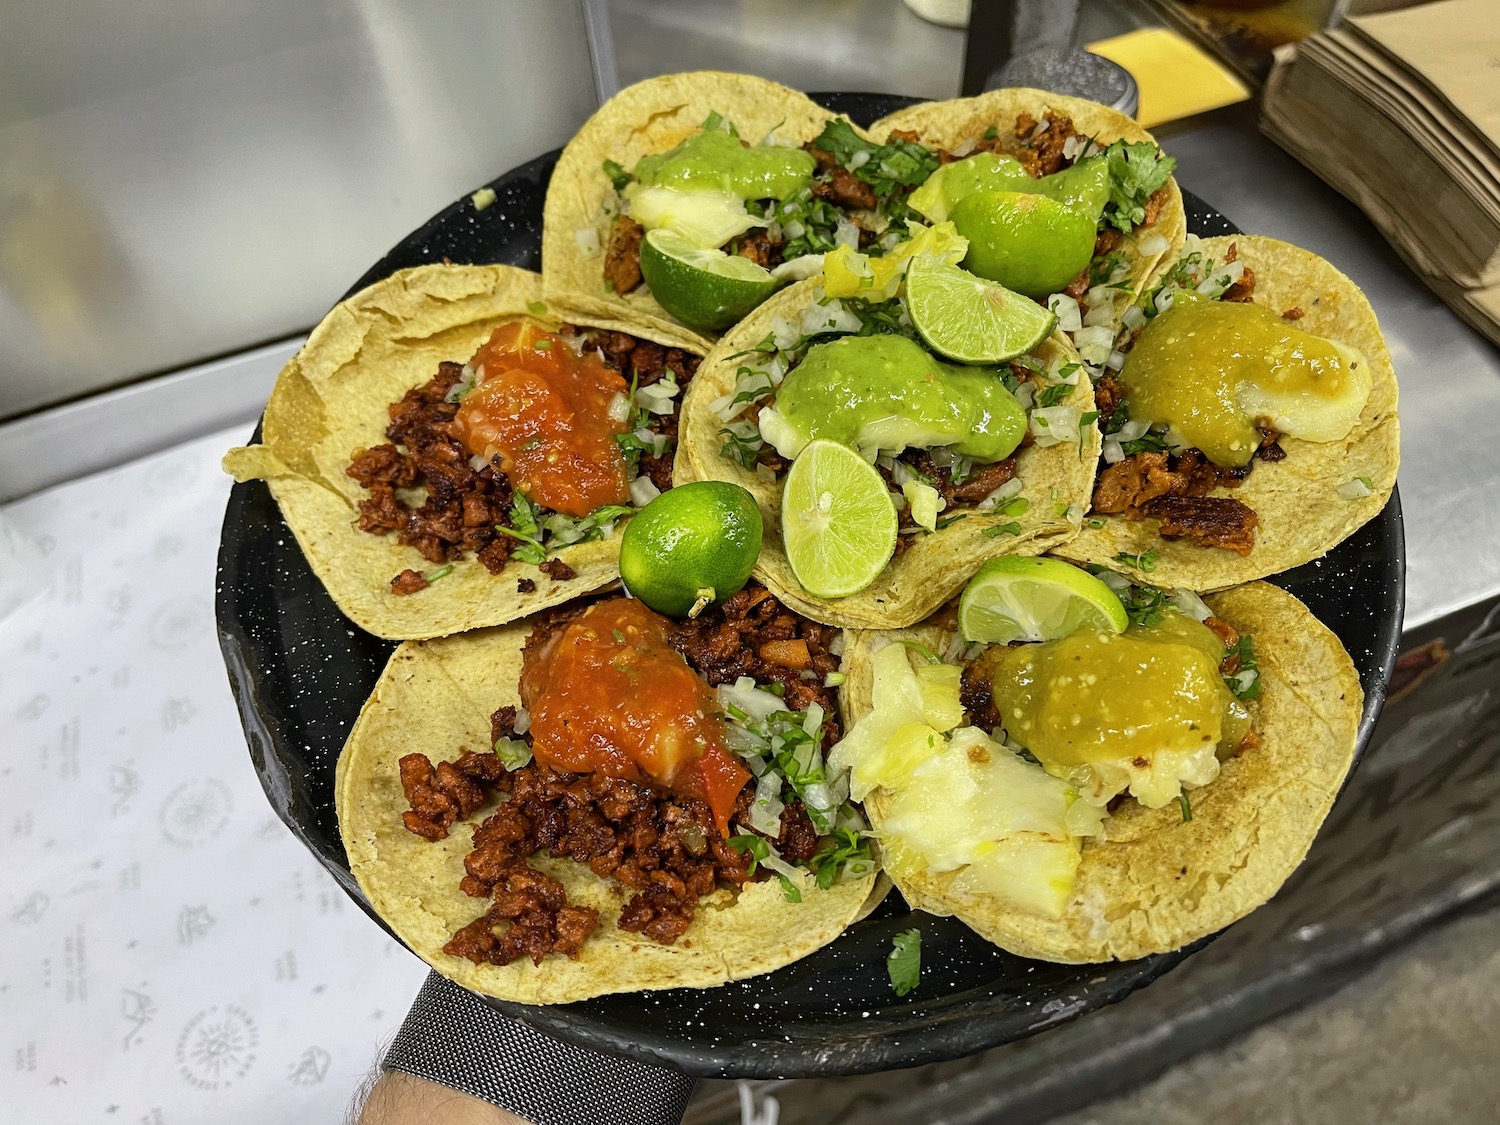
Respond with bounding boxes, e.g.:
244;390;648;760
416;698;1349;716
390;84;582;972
1054;235;1401;589
834;568;1362;962
542;71;946;350
337;583;879;1003
223;264;703;640
676;271;1100;630
868;88;1185;336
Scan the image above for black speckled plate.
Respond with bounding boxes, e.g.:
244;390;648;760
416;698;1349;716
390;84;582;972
215;93;1404;1078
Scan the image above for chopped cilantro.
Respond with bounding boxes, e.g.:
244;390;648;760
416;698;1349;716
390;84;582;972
1037;382;1072;408
1118;583;1169;628
935;513;967;530
1079;410;1100;458
602;158;632;193
1226;635;1262;700
421;563;453;584
1100;140;1177;234
887;928;922;997
498;493;547;564
808;827;871;890
807;119;939;227
1090;250;1127;287
983;521;1023;538
1087;517;1107;529
1121;433;1169;455
779;874;802;903
727;834;770;874
526;300;548;316
720;422;764;469
982;124;999;140
1178;792;1193;822
1114;547;1159;573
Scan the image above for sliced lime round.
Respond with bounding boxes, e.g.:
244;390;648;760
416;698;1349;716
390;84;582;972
639;227;782;333
906;258;1058;364
781;439;898;599
958;556;1128;645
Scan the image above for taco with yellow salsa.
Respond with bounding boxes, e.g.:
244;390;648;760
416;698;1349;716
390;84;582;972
1055;235;1400;589
223;264;703;640
337;582;879;1003
835;560;1362;962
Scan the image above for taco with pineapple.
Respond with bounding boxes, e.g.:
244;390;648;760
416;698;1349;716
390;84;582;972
834;561;1362;962
336;582;879;1003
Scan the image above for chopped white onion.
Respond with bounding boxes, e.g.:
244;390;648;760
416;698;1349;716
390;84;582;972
1121;304;1147;331
574;227;602;258
1047;293;1083;333
1118;419;1151;442
1083;302;1116;329
513;706;531;735
1106;349;1127;371
607;392;630;423
469;454;489;470
849;149;872;170
1139;233;1170;257
629;475;661;507
951;138;977;158
1062;135;1083;161
782;219;806;240
1102;436;1125;464
1013;381;1036;410
1029;405;1082;447
833;216;861;250
1337;478;1374;500
635;377;680;415
1170;589;1214;622
1074;325;1116;366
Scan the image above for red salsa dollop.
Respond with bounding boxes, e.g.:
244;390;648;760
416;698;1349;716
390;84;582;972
519;599;750;834
452;322;630;517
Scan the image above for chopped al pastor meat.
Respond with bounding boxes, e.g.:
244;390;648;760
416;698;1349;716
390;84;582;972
398;587;851;964
813;165;878;211
603;214;645;295
1281;306;1305;321
346;327;698;588
537;558;576;582
1142;185;1168;228
1255;418;1288;463
1144;495;1259;555
1092;449;1249;520
735;229;785;270
1011;110;1079;178
1222;265;1257;303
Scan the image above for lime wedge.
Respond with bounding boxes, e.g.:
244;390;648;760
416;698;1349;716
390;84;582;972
781;439;898;599
958;556;1128;644
906;258;1058;364
639;227;782;333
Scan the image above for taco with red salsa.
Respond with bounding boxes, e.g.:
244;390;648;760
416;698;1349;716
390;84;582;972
337;583;880;1002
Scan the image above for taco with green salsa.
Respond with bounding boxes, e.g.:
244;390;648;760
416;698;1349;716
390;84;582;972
834;566;1362;962
675;240;1101;630
223;264;704;640
868;87;1186;337
337;582;879;1003
543;71;950;350
1054;234;1401;590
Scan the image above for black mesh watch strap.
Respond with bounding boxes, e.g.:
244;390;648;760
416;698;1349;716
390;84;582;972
382;972;695;1125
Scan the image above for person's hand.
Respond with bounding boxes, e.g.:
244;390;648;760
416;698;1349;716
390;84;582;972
358;1069;533;1125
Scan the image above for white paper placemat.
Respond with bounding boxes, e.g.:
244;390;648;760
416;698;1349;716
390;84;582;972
1;425;430;1123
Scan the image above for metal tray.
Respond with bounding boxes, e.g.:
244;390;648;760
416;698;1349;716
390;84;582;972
215;92;1404;1077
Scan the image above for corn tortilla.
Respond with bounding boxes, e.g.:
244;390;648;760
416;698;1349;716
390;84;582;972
337;618;878;1003
676;278;1099;629
541;71;871;352
223;264;696;640
840;580;1362;962
1054;236;1401;589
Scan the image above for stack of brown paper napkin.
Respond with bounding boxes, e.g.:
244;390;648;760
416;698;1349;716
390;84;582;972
1262;0;1500;344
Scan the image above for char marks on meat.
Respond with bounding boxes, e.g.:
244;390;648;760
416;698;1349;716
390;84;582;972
1011;111;1079;178
813;165;878;211
538;558;577;582
1145;495;1259;555
604;214;645;295
390;569;430;597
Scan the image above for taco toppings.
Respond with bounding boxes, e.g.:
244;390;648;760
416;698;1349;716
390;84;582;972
389;585;874;968
347;322;698;594
1084;237;1375;556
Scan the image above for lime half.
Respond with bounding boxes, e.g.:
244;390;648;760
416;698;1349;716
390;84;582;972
639;228;782;333
907;258;1057;364
950;190;1097;299
620;481;763;618
781;440;898;599
958;556;1128;645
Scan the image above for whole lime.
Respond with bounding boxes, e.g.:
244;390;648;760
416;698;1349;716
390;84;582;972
620;481;764;617
950;190;1097;299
